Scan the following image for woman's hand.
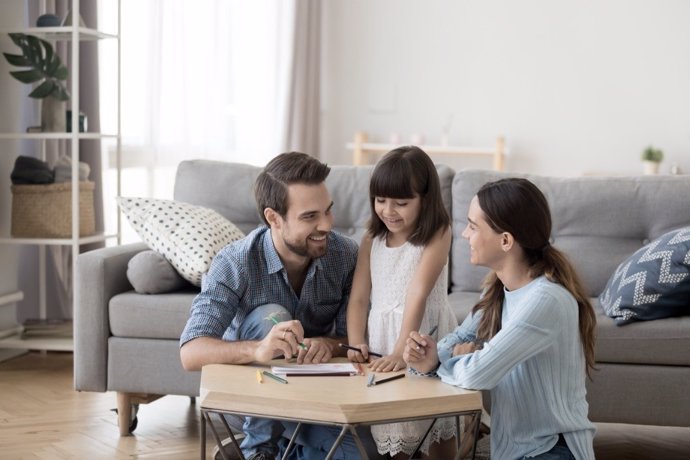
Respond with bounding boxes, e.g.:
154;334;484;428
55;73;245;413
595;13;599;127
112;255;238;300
368;353;407;372
452;340;484;357
403;331;439;374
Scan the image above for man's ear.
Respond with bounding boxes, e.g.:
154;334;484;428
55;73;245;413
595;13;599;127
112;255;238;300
264;208;281;229
501;232;515;252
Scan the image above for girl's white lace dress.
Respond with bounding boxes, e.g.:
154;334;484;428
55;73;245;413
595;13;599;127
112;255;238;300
368;236;459;456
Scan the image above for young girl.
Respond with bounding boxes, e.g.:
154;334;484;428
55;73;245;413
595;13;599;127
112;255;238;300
404;178;597;460
346;146;458;458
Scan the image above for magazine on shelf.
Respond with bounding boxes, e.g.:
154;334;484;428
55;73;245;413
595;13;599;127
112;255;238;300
270;363;359;377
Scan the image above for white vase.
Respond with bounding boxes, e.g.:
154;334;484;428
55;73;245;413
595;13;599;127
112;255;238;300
642;161;660;175
41;96;66;132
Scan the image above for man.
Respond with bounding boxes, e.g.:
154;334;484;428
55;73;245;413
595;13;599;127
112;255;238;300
180;152;375;460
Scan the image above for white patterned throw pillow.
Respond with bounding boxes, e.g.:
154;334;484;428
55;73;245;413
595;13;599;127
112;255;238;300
117;197;245;286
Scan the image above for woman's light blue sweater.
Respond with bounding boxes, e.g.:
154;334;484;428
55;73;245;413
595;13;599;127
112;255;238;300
437;276;595;460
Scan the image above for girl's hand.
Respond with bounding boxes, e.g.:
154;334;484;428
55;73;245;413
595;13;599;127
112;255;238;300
403;331;439;374
346;343;370;363
368;353;406;372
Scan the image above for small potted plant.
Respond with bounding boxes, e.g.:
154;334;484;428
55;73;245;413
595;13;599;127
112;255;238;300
3;33;70;132
641;146;663;175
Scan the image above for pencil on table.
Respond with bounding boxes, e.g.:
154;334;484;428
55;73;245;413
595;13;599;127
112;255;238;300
256;370;263;383
372;373;405;386
262;370;288;384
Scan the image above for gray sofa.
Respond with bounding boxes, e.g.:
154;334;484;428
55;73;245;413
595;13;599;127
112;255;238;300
75;160;690;436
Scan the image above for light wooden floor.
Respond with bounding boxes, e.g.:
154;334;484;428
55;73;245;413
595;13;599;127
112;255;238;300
2;351;689;460
0;351;219;459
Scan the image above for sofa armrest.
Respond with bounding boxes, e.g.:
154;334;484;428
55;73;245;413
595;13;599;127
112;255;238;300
74;242;148;392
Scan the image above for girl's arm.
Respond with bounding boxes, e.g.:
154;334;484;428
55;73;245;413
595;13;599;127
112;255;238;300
370;225;452;372
345;233;373;363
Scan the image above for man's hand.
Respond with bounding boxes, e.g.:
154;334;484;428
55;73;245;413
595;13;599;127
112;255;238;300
403;331;439;374
368;353;406;372
297;337;334;364
253;320;304;362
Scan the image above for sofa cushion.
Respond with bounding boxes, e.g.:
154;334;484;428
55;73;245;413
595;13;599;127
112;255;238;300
448;289;690;366
117;197;245;286
593;300;690;366
109;291;198;340
599;226;690;325
448;290;481;324
451;171;690;297
173;160;456;245
127;250;190;294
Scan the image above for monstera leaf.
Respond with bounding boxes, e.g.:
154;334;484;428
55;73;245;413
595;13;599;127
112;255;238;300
3;33;70;101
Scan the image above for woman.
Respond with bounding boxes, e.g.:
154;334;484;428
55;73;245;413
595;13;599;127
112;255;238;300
404;178;596;460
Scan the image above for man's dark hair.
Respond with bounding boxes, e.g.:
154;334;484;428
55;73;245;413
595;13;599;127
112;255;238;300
254;152;331;226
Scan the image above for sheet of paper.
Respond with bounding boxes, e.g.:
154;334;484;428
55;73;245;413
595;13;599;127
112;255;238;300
271;363;358;376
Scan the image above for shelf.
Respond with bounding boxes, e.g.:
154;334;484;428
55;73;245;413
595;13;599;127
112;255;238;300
345;142;497;156
348;131;506;170
0;132;119;140
0;333;73;352
1;1;122;355
0;233;118;246
0;26;117;41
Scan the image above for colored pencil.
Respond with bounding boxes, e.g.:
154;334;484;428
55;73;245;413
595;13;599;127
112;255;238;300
262;370;288;384
338;343;383;358
371;373;405;386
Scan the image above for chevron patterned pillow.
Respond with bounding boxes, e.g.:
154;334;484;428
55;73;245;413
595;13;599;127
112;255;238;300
599;226;690;325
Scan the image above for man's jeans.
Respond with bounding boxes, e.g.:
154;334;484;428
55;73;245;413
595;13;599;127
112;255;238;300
225;304;380;460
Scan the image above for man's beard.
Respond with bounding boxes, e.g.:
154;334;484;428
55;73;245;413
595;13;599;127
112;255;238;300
283;233;329;259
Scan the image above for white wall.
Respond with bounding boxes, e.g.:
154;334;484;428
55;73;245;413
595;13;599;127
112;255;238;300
321;0;690;176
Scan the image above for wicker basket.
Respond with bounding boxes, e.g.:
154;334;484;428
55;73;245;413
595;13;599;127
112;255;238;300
11;181;96;238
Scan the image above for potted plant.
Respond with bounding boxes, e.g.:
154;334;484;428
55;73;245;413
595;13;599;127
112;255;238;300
3;33;70;132
641;146;664;175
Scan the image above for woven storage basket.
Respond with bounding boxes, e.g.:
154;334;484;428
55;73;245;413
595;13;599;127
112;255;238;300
11;181;96;238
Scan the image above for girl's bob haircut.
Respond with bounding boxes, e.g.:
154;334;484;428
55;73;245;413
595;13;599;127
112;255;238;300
368;146;450;245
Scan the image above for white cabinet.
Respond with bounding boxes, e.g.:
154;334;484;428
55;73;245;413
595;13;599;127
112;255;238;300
0;1;121;352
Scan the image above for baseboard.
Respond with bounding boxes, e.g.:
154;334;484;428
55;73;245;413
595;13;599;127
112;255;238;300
0;348;28;363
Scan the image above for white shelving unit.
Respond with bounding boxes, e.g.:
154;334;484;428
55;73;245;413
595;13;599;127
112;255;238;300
0;0;121;352
347;131;506;170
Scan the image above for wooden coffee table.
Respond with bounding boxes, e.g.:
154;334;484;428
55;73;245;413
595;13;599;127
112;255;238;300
200;361;483;460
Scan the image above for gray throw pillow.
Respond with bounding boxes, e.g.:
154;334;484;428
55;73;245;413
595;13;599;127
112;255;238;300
117;197;245;286
599;226;690;325
127;250;190;294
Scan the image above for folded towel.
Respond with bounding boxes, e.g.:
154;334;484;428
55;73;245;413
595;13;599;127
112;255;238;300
53;155;91;182
10;156;54;185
